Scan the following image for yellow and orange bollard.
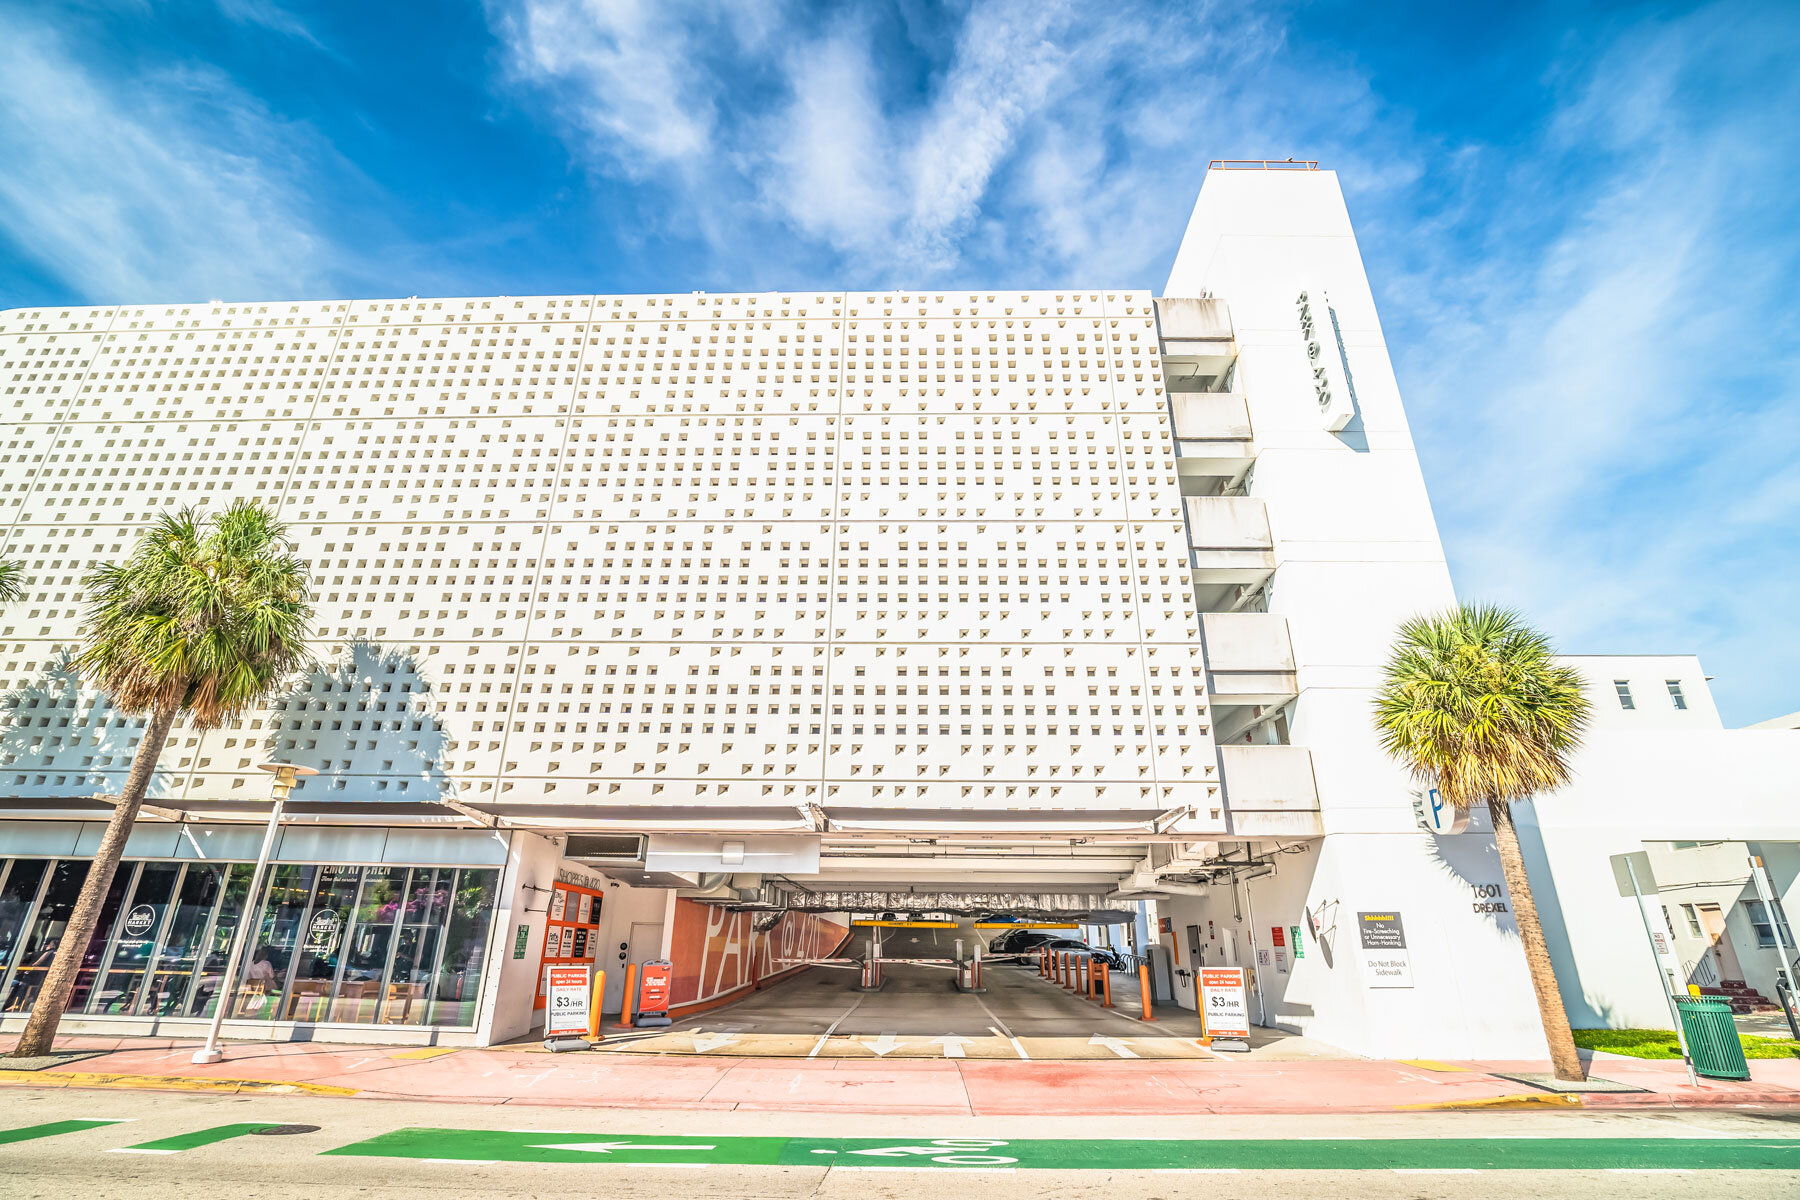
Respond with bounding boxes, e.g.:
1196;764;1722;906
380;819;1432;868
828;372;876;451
586;968;606;1042
620;962;638;1028
1138;963;1155;1021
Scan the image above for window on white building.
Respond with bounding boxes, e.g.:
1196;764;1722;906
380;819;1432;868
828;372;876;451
1613;680;1635;710
1666;680;1688;710
1743;899;1794;950
1681;903;1702;936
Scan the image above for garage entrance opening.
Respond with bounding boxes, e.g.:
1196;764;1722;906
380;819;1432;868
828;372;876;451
595;918;1216;1060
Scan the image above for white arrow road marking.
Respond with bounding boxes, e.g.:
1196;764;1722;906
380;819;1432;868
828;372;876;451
863;1033;903;1056
690;1032;741;1053
530;1142;718;1154
930;1034;975;1059
1088;1034;1138;1058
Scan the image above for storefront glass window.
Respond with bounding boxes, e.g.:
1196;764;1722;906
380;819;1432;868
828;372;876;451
383;867;449;1025
66;863;132;1013
187;863;251;1017
233;863;317;1019
87;861;181;1014
429;869;500;1026
0;859;49;1003
281;864;362;1022
141;864;228;1017
333;866;406;1024
0;855;498;1030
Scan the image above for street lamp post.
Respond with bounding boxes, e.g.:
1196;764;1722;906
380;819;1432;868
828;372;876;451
191;761;318;1065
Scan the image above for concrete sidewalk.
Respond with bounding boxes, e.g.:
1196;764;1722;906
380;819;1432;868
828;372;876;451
4;1033;1799;1114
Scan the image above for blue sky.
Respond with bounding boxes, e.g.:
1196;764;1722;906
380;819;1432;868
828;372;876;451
2;0;1796;725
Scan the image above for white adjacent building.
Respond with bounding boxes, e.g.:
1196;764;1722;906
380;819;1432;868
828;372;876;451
0;163;1793;1056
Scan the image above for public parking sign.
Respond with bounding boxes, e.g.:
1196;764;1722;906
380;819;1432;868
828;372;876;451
1199;967;1250;1041
544;965;591;1038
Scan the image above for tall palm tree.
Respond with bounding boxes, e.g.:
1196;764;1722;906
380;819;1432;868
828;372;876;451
8;501;312;1058
1373;604;1591;1082
0;555;25;606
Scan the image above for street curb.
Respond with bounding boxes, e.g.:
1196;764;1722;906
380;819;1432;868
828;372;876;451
1395;1092;1583;1111
0;1069;360;1097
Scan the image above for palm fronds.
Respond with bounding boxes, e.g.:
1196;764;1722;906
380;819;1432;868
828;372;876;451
0;556;24;606
74;500;314;728
1373;604;1590;809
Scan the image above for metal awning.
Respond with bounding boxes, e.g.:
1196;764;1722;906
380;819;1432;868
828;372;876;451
0;797;471;826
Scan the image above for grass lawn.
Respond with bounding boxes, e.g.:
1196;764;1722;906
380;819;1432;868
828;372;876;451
1574;1027;1800;1060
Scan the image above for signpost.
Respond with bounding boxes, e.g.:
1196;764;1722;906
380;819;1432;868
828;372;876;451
1356;912;1413;988
635;959;673;1027
1199;966;1250;1051
543;965;592;1050
1609;850;1697;1085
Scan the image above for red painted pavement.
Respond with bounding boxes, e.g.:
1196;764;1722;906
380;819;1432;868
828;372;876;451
5;1035;1799;1114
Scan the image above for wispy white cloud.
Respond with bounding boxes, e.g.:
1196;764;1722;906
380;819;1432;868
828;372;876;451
214;0;332;53
0;18;339;302
1391;3;1800;723
486;0;1353;283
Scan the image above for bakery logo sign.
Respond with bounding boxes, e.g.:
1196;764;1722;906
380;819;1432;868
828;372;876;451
307;908;343;952
1296;288;1356;432
1356;910;1414;989
123;904;157;937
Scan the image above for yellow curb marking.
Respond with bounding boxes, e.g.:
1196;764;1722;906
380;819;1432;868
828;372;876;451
0;1069;359;1097
1396;1092;1583;1110
1398;1059;1472;1073
391;1047;463;1060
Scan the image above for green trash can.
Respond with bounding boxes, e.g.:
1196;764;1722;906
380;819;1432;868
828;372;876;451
1674;997;1751;1081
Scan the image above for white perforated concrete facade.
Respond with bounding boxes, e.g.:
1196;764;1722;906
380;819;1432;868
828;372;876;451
0;291;1221;840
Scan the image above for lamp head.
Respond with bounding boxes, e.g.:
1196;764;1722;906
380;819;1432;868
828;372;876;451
255;760;320;802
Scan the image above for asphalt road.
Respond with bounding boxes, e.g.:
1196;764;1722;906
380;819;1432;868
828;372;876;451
595;918;1186;1059
2;1087;1798;1198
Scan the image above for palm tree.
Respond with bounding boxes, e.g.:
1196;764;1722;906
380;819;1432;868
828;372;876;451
0;555;25;606
1373;604;1591;1082
8;501;312;1058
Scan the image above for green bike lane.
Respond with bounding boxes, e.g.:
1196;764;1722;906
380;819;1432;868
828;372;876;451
320;1128;1800;1170
7;1100;1800;1174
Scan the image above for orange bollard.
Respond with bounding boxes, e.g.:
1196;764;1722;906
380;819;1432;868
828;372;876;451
620;962;638;1028
1040;947;1048;978
1062;952;1073;989
587;967;606;1041
1138;963;1155;1021
1100;963;1113;1007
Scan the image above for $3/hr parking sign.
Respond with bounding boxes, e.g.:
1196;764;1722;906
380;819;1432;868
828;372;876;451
544;965;590;1038
1199;967;1249;1039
